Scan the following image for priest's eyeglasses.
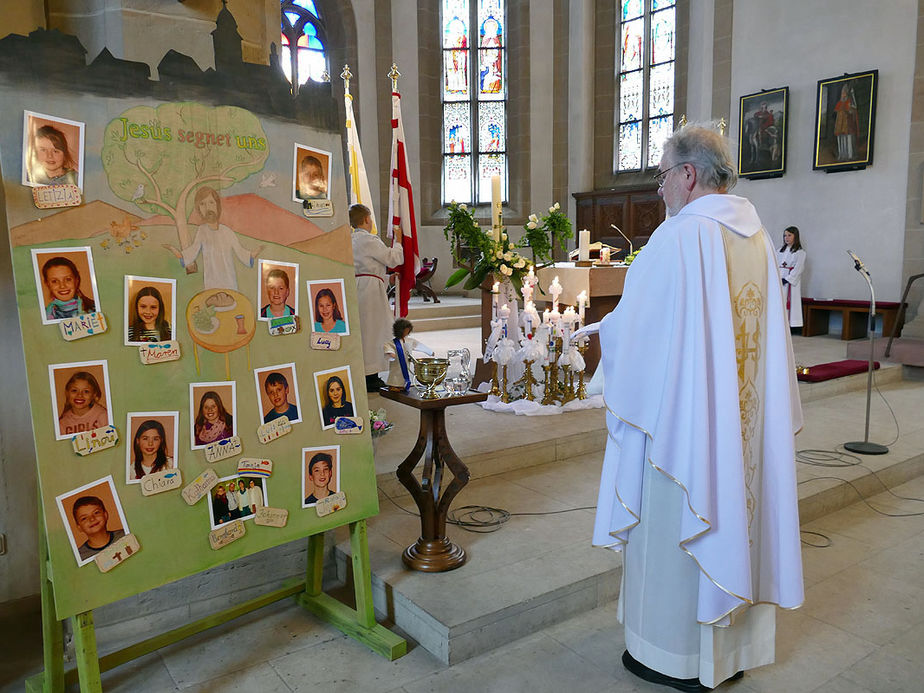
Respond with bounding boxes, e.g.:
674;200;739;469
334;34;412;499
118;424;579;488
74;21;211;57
653;163;685;187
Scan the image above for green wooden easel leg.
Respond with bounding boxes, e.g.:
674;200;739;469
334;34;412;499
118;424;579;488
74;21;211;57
297;521;407;660
72;611;102;692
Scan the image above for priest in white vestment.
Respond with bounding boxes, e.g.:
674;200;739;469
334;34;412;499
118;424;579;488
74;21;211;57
351;203;403;391
591;125;804;691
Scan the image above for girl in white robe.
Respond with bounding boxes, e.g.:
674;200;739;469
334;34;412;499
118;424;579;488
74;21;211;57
777;226;806;328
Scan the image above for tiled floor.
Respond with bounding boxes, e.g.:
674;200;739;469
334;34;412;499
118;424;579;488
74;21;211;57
3;332;924;692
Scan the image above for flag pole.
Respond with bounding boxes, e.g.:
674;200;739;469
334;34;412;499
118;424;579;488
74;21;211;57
388;62;401;317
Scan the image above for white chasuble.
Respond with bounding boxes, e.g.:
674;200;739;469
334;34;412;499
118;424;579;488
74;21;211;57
592;194;804;683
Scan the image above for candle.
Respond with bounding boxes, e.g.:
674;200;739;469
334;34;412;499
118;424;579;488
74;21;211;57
601;247;611;264
492;281;500;319
579;229;590;262
499;303;510;337
549;275;562;312
542;308;550;325
577;290;587;324
491;175;502;241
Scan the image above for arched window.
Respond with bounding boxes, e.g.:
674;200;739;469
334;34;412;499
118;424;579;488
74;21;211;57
280;0;329;92
616;0;676;171
441;0;507;205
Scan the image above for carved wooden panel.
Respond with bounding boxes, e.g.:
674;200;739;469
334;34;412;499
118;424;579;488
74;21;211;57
572;187;665;249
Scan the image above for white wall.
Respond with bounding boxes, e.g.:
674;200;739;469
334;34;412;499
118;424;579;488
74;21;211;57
729;0;917;302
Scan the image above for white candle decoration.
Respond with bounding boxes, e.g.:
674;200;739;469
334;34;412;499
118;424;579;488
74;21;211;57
579;229;590;262
491;175;502;241
601;247;611;264
549;275;562;312
492;281;500;319
542;308;550;325
577;290;587;324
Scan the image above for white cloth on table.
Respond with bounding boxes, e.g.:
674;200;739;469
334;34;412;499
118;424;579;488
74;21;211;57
777;246;806;327
353;230;403;375
181;223;253;290
592;193;803;685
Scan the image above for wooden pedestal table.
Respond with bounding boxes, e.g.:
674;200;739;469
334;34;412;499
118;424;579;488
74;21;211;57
378;387;488;572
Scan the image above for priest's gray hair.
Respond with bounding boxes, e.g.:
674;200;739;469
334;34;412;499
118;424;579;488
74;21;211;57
663;123;737;192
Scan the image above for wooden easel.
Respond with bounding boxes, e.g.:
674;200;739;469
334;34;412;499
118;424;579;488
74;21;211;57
27;503;405;692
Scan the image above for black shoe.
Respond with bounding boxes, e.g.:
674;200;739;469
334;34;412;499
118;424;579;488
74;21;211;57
366;375;387;392
622;650;705;692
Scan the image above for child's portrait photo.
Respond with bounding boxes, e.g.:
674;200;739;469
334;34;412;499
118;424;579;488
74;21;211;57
253;363;302;426
293;143;331;202
48;360;113;440
22;110;85;189
55;475;129;567
307;278;349;335
31;247;100;325
189;382;236;450
125;412;179;484
208;475;268;529
124;276;176;345
256;259;299;322
302;446;340;507
313;365;355;430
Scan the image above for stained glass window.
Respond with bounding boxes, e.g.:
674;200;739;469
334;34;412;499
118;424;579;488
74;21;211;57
615;0;676;172
280;1;328;94
441;0;507;205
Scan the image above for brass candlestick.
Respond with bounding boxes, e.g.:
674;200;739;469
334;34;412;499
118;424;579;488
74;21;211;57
501;364;510;403
490;360;501;397
515;359;537;401
541;363;556;406
560;365;576;404
576;341;589;400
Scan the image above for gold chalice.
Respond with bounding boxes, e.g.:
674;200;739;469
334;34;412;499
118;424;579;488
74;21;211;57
410;356;449;399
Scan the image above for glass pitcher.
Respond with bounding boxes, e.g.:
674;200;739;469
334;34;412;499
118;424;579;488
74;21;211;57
445;348;472;395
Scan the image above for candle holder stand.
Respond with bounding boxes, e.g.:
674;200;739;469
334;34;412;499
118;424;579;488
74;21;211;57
500;364;510;403
490;361;501;397
514;359;537;401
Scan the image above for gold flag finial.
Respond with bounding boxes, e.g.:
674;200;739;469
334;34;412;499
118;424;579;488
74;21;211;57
388;63;401;91
718;117;727;136
340;64;352;93
321;69;331;83
678;113;687;127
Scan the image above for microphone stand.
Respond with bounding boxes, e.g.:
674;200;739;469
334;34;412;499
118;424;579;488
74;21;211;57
843;253;888;455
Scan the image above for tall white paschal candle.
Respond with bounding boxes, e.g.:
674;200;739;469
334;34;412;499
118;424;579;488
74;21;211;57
578;229;591;262
491;175;502;241
492;281;500;319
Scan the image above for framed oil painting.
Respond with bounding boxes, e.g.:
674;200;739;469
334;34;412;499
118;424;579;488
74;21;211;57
738;87;788;179
813;70;878;172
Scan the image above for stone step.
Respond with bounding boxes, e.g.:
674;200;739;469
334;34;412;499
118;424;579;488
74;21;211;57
410;314;481;332
799;361;902;403
407;301;481;321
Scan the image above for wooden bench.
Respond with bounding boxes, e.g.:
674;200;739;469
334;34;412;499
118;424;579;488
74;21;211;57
801;298;905;340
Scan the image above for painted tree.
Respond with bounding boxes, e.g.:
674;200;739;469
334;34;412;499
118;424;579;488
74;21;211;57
101;102;269;249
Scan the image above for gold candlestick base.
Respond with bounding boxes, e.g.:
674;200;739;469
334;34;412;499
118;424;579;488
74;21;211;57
490;361;501;397
501;364;510;403
576;342;589;400
516;359;536;401
560;365;576;404
541;364;556;406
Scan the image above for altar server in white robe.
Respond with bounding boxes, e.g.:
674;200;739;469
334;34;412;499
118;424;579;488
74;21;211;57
592;124;804;691
351;204;403;391
777;225;806;328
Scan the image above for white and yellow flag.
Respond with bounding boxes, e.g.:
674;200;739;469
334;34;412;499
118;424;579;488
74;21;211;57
344;90;377;235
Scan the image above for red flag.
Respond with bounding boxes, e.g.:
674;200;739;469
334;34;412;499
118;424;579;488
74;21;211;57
387;89;420;318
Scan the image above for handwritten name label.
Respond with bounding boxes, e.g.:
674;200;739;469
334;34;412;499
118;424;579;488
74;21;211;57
334;417;363;435
138;341;181;364
59;312;107;341
302;199;333;217
140;469;183;496
316;491;348;517
204;436;242;462
269;315;300;336
181;468;220;505
310;332;341;350
237;458;272;477
254;506;288;527
257;416;291;444
209;520;246;549
94;534;141;573
32;184;81;209
72;425;118;456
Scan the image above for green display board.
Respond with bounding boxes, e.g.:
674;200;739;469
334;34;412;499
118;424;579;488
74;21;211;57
1;91;380;620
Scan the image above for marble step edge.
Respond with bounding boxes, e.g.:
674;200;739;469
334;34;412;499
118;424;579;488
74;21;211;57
798;362;903;403
410;315;481;332
407;303;482;320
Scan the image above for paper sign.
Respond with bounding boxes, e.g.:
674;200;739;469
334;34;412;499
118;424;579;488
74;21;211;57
138;341;181;364
181;468;220;505
334;417;363;435
204;436;242;462
140;469;183;496
32;184;81;209
257;416;291;444
94;534;141;573
316;491;347;517
254;506;288;527
59;312;107;341
302;199;333;217
72;425;118;456
237;458;272;477
209;520;246;549
310;332;341;350
269;315;300;336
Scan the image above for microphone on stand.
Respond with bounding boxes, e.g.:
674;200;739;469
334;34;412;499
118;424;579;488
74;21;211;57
846;249;870;276
610;224;633;257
